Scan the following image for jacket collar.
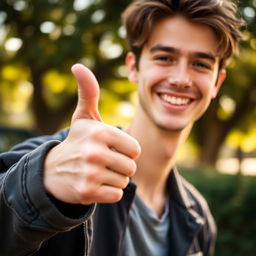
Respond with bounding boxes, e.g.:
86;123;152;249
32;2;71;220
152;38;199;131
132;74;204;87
126;167;205;255
168;166;196;209
168;167;206;255
127;166;198;212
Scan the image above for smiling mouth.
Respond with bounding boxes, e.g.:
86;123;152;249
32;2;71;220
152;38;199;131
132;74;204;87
160;94;192;105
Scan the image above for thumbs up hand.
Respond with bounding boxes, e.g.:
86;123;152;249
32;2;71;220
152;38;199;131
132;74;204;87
71;64;102;122
43;64;141;205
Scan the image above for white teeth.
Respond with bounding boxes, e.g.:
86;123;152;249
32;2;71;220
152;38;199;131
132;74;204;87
161;94;190;105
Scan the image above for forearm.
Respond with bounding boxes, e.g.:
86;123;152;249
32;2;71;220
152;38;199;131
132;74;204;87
0;140;95;255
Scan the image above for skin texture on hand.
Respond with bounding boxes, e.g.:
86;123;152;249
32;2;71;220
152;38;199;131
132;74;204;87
43;64;141;205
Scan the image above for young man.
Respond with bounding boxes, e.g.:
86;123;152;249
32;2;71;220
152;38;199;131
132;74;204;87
0;0;243;255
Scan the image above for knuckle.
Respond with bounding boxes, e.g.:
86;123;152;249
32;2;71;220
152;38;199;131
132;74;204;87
108;125;122;137
85;151;101;162
82;145;109;165
85;149;106;163
75;168;99;193
84;167;98;182
88;124;107;140
76;182;96;200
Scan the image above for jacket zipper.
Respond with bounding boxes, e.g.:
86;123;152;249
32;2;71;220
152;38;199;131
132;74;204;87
83;221;89;256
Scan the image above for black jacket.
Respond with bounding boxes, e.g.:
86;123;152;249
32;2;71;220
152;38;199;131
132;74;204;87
0;129;216;256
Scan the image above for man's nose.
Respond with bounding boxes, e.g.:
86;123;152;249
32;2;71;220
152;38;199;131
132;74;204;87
167;61;192;88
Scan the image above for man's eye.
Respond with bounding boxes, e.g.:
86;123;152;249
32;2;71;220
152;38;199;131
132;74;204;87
154;56;174;62
193;62;211;70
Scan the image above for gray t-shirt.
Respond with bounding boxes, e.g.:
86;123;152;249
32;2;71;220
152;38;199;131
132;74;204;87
122;194;170;256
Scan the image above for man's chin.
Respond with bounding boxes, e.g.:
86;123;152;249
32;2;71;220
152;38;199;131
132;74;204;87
156;123;186;133
155;121;194;135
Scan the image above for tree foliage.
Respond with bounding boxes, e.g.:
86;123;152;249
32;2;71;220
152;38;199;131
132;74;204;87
0;0;131;133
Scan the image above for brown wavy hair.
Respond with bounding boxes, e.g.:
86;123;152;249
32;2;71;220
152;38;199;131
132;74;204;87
122;0;244;69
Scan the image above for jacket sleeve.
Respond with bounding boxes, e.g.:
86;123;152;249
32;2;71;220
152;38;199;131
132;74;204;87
0;130;95;256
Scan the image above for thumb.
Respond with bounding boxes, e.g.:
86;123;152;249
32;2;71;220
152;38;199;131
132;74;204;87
71;63;102;122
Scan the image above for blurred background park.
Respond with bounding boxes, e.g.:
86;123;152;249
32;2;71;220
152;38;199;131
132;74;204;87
0;0;255;255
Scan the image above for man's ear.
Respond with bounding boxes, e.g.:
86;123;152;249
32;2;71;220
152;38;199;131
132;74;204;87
212;69;226;99
126;52;138;83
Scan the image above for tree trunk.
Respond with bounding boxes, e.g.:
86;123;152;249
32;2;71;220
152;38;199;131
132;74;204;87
30;68;77;134
197;119;228;164
195;84;256;166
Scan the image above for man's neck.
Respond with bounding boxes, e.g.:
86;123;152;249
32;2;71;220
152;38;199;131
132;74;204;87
125;111;192;216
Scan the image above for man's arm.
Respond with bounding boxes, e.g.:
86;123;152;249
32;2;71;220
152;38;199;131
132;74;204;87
0;64;140;255
0;131;96;255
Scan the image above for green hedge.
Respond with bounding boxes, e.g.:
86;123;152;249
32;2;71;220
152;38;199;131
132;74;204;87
181;168;256;256
0;127;37;153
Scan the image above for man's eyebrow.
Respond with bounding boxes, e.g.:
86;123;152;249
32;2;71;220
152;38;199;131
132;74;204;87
150;45;177;53
149;44;217;63
193;52;216;63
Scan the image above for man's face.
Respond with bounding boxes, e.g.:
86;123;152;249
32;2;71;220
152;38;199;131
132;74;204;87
127;16;226;132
